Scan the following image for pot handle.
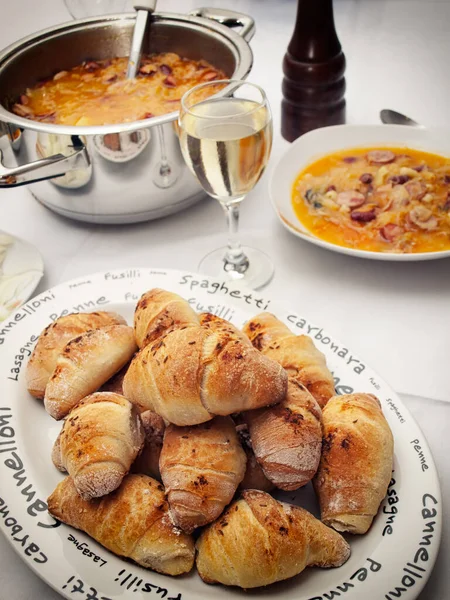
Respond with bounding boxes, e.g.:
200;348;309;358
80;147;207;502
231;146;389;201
189;7;255;42
0;135;90;188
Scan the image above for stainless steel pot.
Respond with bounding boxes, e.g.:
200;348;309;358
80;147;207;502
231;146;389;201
0;8;254;223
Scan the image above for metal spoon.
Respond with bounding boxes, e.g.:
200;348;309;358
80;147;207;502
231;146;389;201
380;109;423;128
126;0;157;79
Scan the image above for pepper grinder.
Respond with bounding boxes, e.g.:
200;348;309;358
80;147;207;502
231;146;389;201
281;0;346;142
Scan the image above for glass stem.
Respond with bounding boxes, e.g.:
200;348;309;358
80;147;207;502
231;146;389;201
153;124;179;189
223;200;249;273
156;126;168;166
156;124;171;178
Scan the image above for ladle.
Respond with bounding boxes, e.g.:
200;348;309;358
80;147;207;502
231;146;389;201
126;0;157;79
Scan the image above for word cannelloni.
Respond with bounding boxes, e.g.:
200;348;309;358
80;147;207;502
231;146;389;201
0;408;60;529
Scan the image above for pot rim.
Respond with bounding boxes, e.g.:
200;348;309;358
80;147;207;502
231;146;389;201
0;11;253;136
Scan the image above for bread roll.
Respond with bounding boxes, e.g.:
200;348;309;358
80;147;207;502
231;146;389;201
123;327;212;425
244;379;322;490
314;393;394;534
134;288;200;349
235;423;274;492
123;324;287;426
160;417;246;532
47;474;195;576
240;449;275;492
26;311;126;399
53;392;144;499
243;312;335;408
51;430;65;472
196;490;350;588
131;410;166;481
199;312;251;345
44;325;137;420
240;451;275;492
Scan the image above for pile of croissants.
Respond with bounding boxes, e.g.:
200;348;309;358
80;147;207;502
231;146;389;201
26;288;394;589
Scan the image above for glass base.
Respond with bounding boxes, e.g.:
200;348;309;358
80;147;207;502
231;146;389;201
198;245;274;290
153;161;181;189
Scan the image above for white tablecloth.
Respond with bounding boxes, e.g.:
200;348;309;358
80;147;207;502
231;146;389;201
0;0;448;598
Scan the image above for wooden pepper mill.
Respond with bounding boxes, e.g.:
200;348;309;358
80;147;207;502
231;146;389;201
281;0;346;142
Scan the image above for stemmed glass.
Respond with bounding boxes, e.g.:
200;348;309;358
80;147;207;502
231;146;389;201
178;80;274;289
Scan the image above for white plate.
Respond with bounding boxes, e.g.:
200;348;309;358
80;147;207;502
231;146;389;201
0;230;44;321
0;267;442;600
270;124;450;261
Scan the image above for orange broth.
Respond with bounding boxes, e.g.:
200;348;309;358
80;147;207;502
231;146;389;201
291;147;450;253
13;53;226;126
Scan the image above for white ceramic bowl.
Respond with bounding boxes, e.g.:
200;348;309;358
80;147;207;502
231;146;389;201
269;124;450;261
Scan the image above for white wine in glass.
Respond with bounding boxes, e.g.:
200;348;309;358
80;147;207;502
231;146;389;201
179;80;274;289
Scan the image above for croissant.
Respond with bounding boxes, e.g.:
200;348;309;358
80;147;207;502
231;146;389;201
244;379;322;490
123;324;287;426
314;393;394;534
199;312;251;345
26;311;126;399
243;312;335;408
196;489;351;588
159;416;246;532
131;410;166;481
47;474;195;576
134;288;200;349
51;429;64;472
239;448;275;492
237;431;275;492
52;392;144;499
44;325;137;420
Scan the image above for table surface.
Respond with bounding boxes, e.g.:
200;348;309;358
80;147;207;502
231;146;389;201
0;0;448;598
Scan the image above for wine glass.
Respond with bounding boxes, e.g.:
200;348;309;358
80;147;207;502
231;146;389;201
64;0;128;19
178;80;274;289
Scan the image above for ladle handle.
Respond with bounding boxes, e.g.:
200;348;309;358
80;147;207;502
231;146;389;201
127;0;157;79
133;0;156;11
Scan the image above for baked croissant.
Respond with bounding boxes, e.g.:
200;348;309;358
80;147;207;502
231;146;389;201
52;392;144;499
47;474;195;576
199;312;251;345
131;410;166;481
44;324;137;420
123;324;287;426
243;312;335;408
237;427;275;492
26;311;126;399
314;393;394;534
51;429;64;472
134;288;200;349
244;379;322;490
196;489;351;588
239;448;275;492
159;416;246;532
